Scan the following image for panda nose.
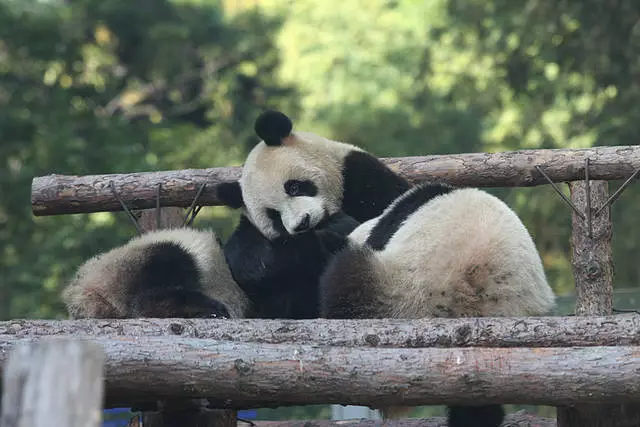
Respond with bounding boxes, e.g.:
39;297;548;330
294;214;311;233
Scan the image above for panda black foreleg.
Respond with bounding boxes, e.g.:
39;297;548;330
316;210;360;257
447;404;505;427
317;210;360;236
319;244;388;319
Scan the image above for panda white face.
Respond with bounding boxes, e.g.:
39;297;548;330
240;134;348;240
216;110;363;241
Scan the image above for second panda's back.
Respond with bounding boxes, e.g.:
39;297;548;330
377;188;556;318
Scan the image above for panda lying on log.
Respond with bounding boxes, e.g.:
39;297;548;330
62;184;249;320
218;110;556;427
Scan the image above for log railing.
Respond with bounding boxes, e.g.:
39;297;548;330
1;317;640;409
1;315;639;348
31;145;640;215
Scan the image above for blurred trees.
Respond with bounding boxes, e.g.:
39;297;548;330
0;0;296;319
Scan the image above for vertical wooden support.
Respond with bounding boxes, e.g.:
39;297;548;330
137;207;185;232
569;180;614;315
556;180;640;427
140;400;237;427
133;208;237;427
0;338;105;427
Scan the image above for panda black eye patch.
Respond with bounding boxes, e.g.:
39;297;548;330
284;179;318;197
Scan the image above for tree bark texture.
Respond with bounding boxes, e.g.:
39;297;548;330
250;411;557;427
137;207;186;231
31;145;640;216
0;338;105;427
0;336;638;409
1;314;639;348
568;180;614;316
556;181;640;427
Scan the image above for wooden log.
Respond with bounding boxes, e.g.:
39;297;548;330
0;336;638;409
0;338;105;427
1;314;640;348
31;145;640;216
556;180;640;427
250;410;557;427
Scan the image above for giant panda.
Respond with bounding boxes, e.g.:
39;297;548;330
216;110;411;318
318;182;557;427
62;186;250;320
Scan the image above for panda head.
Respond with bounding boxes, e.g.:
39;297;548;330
218;110;358;240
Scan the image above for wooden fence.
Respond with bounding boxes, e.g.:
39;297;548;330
1;145;640;427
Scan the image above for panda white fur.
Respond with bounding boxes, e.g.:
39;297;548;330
319;182;557;427
62;189;250;320
217;110;411;319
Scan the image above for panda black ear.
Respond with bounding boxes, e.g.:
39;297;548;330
254;110;293;146
217;181;244;209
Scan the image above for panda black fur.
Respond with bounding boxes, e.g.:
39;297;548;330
217;110;410;318
63;186;250;322
319;183;557;427
220;211;358;319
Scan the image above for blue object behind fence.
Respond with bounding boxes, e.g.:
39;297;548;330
102;408;258;426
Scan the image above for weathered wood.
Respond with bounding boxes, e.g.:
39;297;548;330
0;338;105;427
250;410;557;427
0;336;638;409
137;207;185;231
569;180;614;316
557;180;640;427
31;145;640;216
1;314;639;348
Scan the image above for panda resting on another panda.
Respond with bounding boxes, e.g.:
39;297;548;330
218;110;556;427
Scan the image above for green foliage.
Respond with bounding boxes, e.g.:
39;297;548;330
0;0;296;319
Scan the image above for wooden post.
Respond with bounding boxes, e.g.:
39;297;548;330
137;207;184;231
141;400;237;427
135;208;237;427
0;338;105;427
556;180;640;427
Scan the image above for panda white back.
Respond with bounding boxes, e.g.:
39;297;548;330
353;186;554;318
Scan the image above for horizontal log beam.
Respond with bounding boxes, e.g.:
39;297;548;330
251;411;557;427
31;145;640;216
2;314;639;348
1;336;638;408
